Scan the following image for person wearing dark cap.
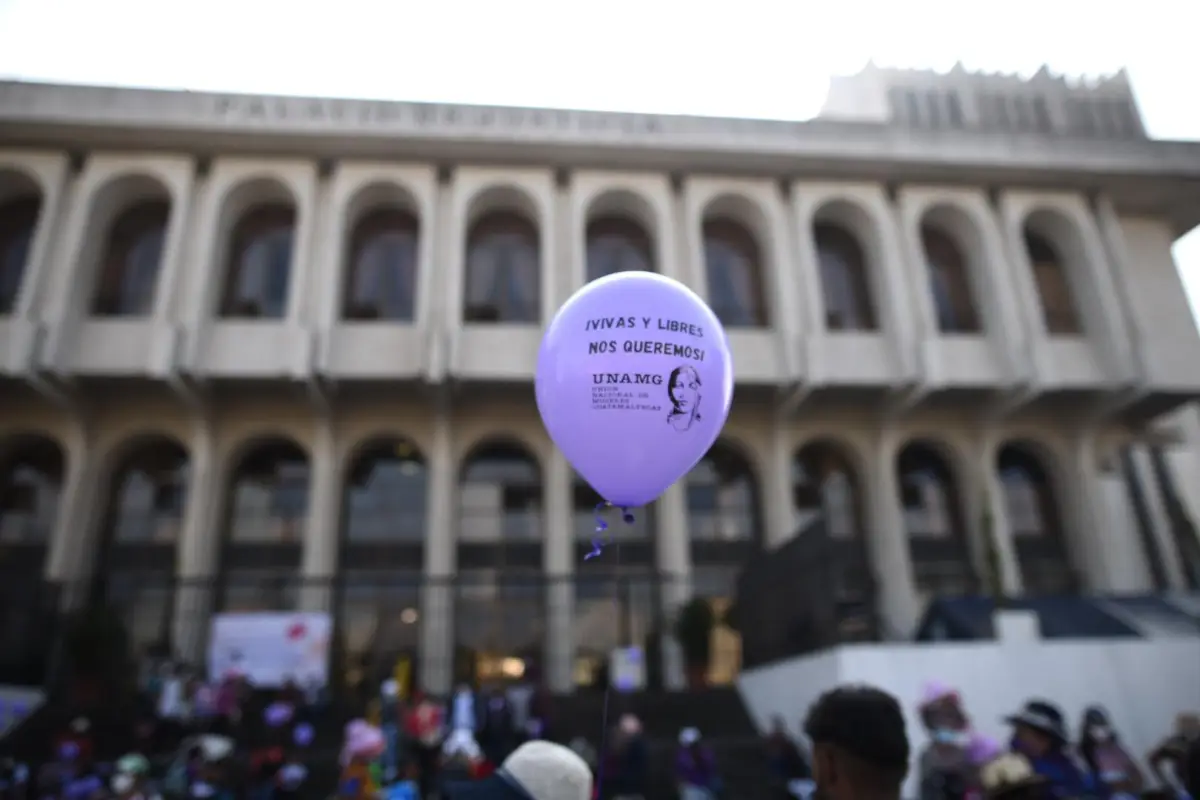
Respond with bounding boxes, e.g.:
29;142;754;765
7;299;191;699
1004;700;1093;799
445;740;592;800
803;685;911;800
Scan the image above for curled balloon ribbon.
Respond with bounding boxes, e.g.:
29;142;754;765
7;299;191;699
585;502;635;560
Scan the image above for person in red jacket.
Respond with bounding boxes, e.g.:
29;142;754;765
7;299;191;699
404;692;444;799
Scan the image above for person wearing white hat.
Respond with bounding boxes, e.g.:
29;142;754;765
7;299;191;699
446;740;592;800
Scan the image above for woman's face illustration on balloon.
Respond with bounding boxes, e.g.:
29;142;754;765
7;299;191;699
667;365;702;431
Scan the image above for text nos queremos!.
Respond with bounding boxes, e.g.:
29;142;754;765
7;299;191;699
585;316;706;362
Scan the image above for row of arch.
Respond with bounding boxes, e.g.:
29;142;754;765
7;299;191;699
0;429;1076;596
0;169;1084;335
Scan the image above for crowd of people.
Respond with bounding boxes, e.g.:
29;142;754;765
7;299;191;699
762;683;1200;800
2;662;1198;800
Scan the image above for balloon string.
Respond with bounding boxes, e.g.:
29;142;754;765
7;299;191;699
589;508;634;800
586;503;637;560
585;502;610;560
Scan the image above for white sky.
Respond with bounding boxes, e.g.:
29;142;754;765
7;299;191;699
1;0;1198;320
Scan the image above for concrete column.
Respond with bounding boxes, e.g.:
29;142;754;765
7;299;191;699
38;167;97;370
764;424;795;548
977;434;1023;595
424;169;455;383
1063;434;1125;591
543;449;574;693
420;411;455;695
762;186;803;372
655;481;690;690
669;178;701;291
14;154;71;319
1090;195;1148;385
173;418;219;664
1128;447;1187;589
1068;203;1138;382
973;195;1035;382
44;420;98;593
864;428;920;637
551;172;573;308
300;417;340;612
868;193;921;378
309;169;345;333
285;166;323;327
176;168;220;368
150;168;197;325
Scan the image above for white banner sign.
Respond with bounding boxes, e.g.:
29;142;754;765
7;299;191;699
207;612;332;688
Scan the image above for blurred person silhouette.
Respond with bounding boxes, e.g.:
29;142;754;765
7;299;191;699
602;714;648;800
917;681;1000;800
1076;706;1142;799
675;727;720;800
1149;713;1200;792
804;685;910;800
447;740;592;800
1003;700;1094;799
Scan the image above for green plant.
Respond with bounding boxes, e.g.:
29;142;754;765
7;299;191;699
673;598;716;669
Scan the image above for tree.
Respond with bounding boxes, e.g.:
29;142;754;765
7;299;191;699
673;598;715;690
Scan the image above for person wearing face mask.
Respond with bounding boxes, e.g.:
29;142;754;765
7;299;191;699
1077;707;1142;800
805;685;910;800
917;682;999;800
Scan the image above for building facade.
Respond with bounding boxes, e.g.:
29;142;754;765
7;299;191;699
2;67;1200;694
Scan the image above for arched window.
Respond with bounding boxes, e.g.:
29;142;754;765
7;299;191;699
896;442;976;600
463;212;540;323
814;222;877;331
571;471;657;687
793;442;862;540
0;198;40;315
92;202;170;317
343;209;419;321
95;436;188;652
220;205;295;319
342;437;426;543
790;441;877;641
459;442;542;543
1024;230;1082;335
338;436;425;697
456;441;544;686
686;441;761;543
586;216;654;283
225;438;310;543
219;438;308;612
922;225;980;333
0;435;63;545
100;437;189;544
0;434;62;685
997;443;1076;595
703;218;767;327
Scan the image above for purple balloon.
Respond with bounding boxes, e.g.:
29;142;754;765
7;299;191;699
265;702;294;727
294;722;314;747
537;273;733;508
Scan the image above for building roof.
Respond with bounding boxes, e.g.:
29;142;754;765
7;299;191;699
2;80;1200;234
